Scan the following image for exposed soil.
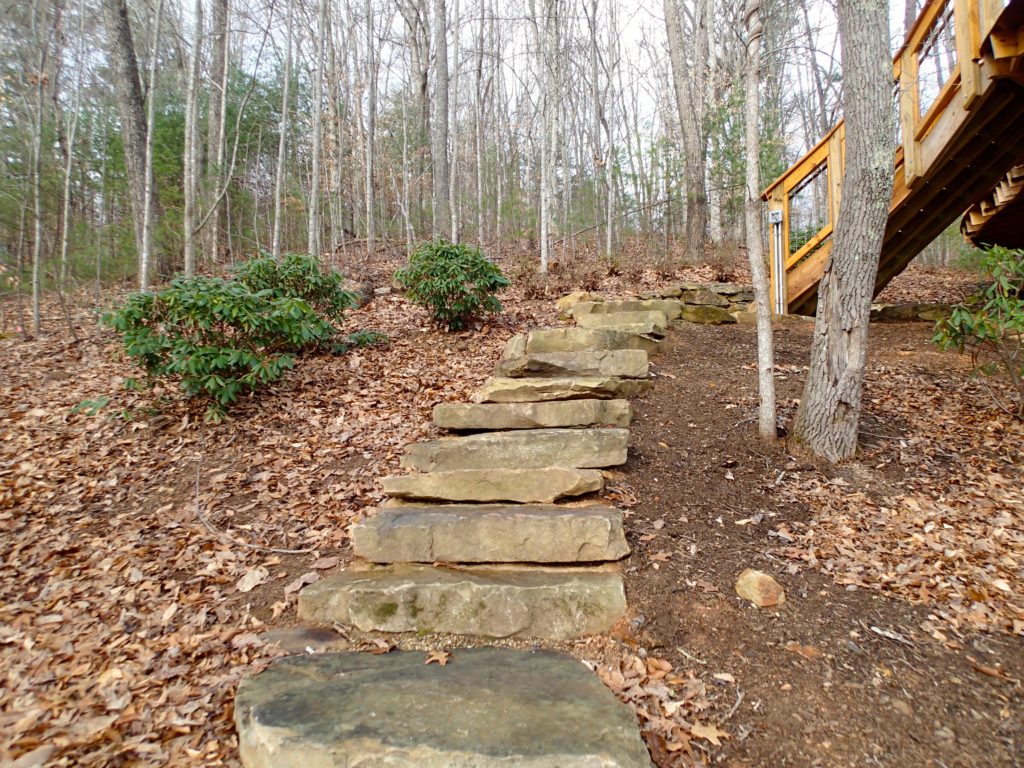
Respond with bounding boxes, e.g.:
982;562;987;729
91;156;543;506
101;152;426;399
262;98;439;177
623;320;1023;767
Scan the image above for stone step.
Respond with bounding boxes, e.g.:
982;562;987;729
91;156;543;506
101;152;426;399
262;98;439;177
351;504;629;564
400;428;628;472
473;376;651;403
680;304;737;325
495;349;649;379
235;648;650;768
681;288;731;307
298;564;627;640
574;309;669;335
572;298;683;319
433;399;632;431
379;467;603;504
504;327;663;357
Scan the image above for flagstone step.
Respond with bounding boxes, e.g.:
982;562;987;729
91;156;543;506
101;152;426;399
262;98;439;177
572;298;683;319
400;428;629;472
473;376;651;403
504;327;663;357
351;504;629;564
433;399;632;431
495;349;649;378
298;564;627;640
574;310;669;335
235;648;650;768
380;467;603;504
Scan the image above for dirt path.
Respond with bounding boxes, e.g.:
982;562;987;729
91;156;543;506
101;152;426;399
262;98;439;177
623;320;1023;767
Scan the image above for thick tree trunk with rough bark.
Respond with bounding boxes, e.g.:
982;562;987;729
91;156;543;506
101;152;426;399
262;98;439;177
793;0;894;461
663;0;709;262
743;0;777;442
100;0;152;261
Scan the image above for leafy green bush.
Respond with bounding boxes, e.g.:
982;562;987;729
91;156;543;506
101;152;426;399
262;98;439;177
233;252;356;321
933;246;1024;419
394;240;510;330
104;276;335;422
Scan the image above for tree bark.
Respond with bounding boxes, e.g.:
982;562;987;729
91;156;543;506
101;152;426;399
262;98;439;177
743;0;776;442
101;0;154;263
308;0;327;257
183;0;202;276
663;0;709;262
139;0;164;290
206;0;229;264
272;5;293;257
793;0;894;461
364;0;376;256
431;0;450;238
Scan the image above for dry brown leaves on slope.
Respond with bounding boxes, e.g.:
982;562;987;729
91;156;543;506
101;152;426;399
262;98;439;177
778;362;1024;637
0;291;554;766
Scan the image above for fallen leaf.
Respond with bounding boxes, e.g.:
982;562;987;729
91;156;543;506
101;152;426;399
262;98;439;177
425;650;451;667
690;723;729;746
236;566;269;593
784;641;823;660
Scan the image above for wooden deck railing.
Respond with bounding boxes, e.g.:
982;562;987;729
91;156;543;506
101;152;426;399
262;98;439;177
762;0;1024;315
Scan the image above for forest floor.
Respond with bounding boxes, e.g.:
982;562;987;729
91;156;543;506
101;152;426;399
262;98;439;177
1;263;1020;767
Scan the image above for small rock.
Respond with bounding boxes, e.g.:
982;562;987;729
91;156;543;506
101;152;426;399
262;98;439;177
735;569;786;608
373;286;392;296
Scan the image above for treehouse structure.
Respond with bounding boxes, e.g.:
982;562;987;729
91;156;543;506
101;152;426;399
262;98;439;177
763;0;1024;315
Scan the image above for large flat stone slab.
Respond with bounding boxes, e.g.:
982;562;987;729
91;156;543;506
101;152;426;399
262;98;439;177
572;298;683;319
235;648;650;768
298;565;627;640
680;304;737;325
496;349;649;378
474;376;651;403
380;467;603;503
510;328;663;356
575;310;669;334
681;288;731;307
351;504;630;563
434;399;633;430
400;428;629;472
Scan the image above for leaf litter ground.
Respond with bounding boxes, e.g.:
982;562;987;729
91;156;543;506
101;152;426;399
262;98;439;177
2;264;1020;766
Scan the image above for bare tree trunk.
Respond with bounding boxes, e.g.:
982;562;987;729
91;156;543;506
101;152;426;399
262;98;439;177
364;0;376;256
101;0;152;262
139;0;164;291
272;6;293;258
60;0;86;290
30;0;50;335
448;0;462;240
431;0;450;238
183;0;202;276
663;0;709;262
793;0;894;461
743;0;776;442
309;0;327;257
206;0;229;265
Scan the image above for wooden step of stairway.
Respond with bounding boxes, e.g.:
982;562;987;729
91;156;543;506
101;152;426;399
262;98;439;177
298;564;627;641
433;399;632;431
399;428;629;472
351;504;629;564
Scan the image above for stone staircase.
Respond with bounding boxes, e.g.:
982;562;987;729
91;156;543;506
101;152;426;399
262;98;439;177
234;296;688;767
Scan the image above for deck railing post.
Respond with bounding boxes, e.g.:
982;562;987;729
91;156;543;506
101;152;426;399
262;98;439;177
768;209;786;314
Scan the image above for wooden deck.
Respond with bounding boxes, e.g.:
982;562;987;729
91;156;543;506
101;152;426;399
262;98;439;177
763;0;1024;315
